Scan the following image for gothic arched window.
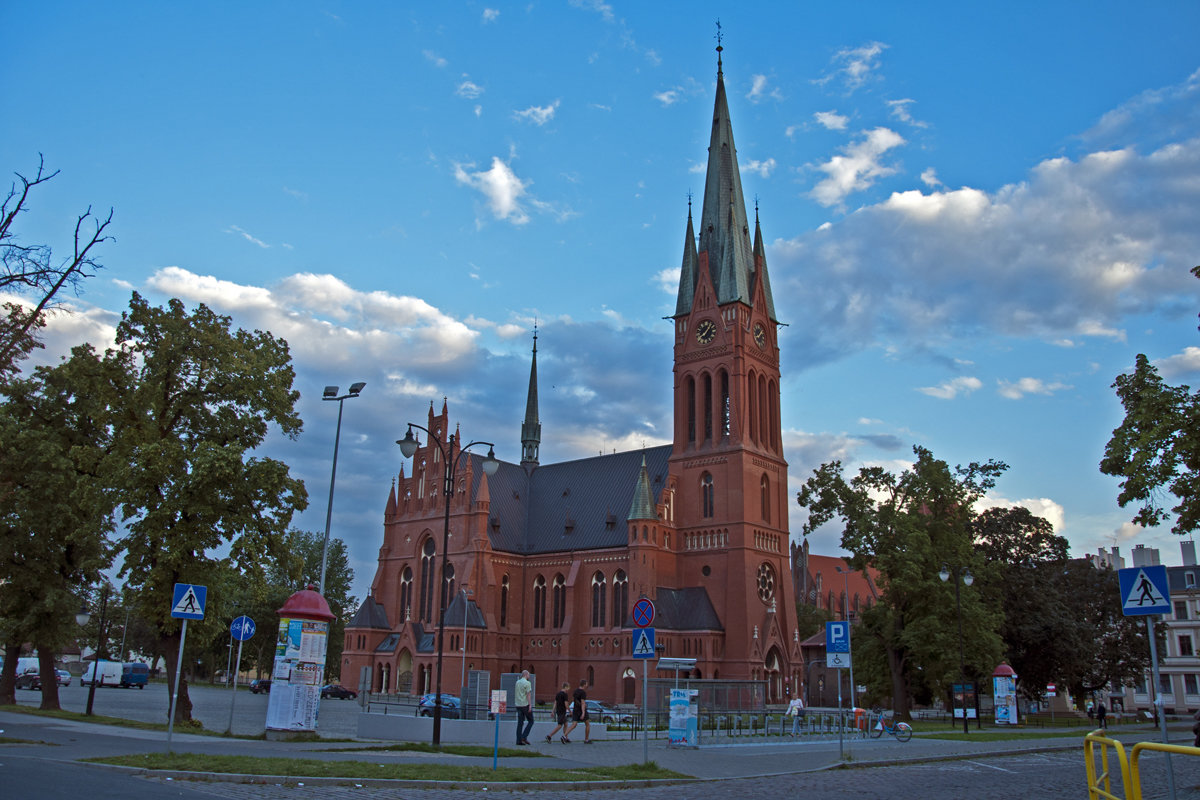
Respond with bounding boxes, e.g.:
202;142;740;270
612;570;629;627
760;473;770;523
443;562;455;614
552;574;567;628
419;538;436;623
399;566;413;622
591;571;606;628
500;574;510;628
533;575;547;628
701;473;715;519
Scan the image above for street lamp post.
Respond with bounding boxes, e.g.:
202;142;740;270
459;585;470;699
939;564;974;735
319;382;365;595
76;584;110;716
397;423;499;746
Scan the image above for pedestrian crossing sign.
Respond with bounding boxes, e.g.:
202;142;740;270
171;583;208;620
632;627;656;659
1118;565;1171;617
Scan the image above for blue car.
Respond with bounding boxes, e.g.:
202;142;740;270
417;693;461;718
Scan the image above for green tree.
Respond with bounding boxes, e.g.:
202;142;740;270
0;346;119;707
107;293;308;723
797;446;1006;718
1100;265;1200;536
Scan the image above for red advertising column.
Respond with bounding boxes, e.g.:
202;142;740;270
992;662;1018;725
266;585;335;735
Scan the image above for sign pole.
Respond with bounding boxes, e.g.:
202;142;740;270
167;619;188;752
226;637;244;735
1147;616;1177;800
642;658;648;765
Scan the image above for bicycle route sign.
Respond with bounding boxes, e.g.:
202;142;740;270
632;597;655;628
230;615;256;642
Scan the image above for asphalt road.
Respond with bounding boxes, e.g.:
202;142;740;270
12;680;364;737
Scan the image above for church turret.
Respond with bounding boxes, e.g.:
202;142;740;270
520;329;541;469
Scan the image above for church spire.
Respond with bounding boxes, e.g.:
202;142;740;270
674;36;777;322
520;325;541;469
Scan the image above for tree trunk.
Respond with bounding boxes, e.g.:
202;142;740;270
886;645;911;720
0;642;19;704
162;630;193;723
37;647;61;711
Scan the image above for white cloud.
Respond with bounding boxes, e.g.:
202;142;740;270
996;377;1072;399
917;376;983;400
887;98;928;128
482;8;499;23
514;100;561;126
654;89;680;106
423;50;448;69
453;157;531;225
977;495;1067;534
457;80;484;99
785;125;803;139
569;0;614;23
747;74;783;104
814;111;848;131
744;158;777;178
1154;346;1200;378
809;127;906;207
225;224;269;248
920;167;942;188
817;41;888;92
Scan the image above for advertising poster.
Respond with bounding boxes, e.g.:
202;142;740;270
993;674;1018;725
668;688;698;747
266;617;329;731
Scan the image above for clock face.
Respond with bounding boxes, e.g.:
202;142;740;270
695;319;717;345
753;323;766;348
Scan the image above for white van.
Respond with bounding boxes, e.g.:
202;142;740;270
82;659;122;687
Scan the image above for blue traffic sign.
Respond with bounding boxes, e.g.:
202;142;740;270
632;597;655;628
826;620;850;653
1119;565;1172;616
170;583;207;620
230;615;256;641
632;627;656;658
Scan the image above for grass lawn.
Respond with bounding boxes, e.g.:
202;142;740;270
88;752;691;783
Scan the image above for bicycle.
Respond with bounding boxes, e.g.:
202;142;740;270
869;709;912;742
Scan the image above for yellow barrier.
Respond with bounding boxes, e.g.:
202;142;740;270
1084;730;1200;799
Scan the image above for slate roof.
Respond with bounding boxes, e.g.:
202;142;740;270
654;587;723;631
442;592;488;629
349;595;390;629
486;444;672;554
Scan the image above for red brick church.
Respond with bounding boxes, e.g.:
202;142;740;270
343;47;802;706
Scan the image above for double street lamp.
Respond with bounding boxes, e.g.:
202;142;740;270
319;382;365;595
76;584;111;716
397;423;499;746
939;564;974;735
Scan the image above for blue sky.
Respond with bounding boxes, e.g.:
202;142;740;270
4;2;1200;603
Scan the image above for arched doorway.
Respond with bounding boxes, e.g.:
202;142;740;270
622;668;637;704
395;649;413;695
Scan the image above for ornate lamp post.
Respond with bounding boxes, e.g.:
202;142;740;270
319;382;365;595
939;564;974;735
76;584;110;716
397;423;499;746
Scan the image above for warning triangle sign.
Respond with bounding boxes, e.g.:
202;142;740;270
633;629;654;656
1123;569;1167;609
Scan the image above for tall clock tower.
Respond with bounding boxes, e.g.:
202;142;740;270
668;45;795;697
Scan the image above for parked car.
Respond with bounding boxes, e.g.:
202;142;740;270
321;684;357;700
120;661;149;689
417;692;461;718
56;669;71;687
586;699;632;724
249;678;272;694
15;671;42;690
82;659;122;687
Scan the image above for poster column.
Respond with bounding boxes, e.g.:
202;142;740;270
992;662;1018;725
266;585;335;734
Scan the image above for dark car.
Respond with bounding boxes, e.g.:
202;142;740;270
15;671;41;690
321;684;357;700
586;699;632;724
417;692;461;718
249;678;272;694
